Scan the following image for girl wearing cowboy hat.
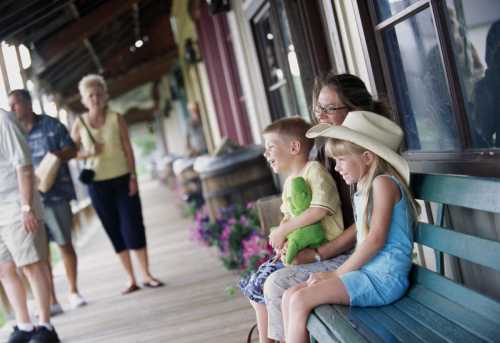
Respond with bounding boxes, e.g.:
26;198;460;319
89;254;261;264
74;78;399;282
281;111;420;343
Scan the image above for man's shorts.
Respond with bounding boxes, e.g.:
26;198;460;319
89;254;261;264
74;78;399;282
43;201;73;246
0;200;48;267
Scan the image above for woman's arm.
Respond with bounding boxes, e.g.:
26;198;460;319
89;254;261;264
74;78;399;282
117;114;136;175
117;114;138;195
269;207;328;249
291;224;357;264
70;121;88;160
335;176;399;275
70;121;81;148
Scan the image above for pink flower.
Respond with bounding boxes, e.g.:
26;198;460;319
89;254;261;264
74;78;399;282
220;225;232;252
220;225;231;241
242;234;265;264
189;225;208;246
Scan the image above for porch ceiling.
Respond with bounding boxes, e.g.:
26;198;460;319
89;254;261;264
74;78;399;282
1;0;177;112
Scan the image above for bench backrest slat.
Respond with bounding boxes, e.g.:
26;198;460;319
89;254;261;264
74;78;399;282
411;266;500;320
415;223;500;272
411;174;500;214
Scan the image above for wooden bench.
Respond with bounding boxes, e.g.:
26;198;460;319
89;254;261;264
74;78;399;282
307;173;500;343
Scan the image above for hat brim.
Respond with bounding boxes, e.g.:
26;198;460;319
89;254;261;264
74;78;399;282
307;124;410;184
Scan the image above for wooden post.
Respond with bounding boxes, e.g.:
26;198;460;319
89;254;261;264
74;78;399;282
14;45;27;88
0;46;11;93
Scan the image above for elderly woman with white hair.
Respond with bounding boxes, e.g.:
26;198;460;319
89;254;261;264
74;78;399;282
71;74;163;294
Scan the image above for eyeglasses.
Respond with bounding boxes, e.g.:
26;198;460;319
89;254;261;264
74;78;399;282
314;103;348;115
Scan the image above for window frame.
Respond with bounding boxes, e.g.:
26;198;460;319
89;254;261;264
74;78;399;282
246;0;332;121
356;0;500;177
250;1;301;121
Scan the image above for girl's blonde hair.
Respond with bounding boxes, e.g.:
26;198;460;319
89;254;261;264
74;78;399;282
326;139;420;237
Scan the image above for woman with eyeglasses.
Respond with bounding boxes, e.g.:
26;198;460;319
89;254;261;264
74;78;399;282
261;73;390;343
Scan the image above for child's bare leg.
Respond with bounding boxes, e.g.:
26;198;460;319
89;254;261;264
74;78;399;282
287;275;349;343
282;283;307;342
250;300;274;343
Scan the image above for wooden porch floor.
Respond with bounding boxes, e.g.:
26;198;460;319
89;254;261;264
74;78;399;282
1;180;256;342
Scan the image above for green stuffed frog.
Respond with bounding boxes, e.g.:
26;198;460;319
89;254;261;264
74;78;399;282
283;176;327;265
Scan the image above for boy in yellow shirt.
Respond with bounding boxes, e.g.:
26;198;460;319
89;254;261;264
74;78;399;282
239;117;343;343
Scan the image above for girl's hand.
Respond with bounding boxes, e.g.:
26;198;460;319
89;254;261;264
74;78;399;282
306;271;335;286
269;226;287;250
129;176;138;196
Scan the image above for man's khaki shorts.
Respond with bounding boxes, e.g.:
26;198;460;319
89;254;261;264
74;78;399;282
0;200;48;267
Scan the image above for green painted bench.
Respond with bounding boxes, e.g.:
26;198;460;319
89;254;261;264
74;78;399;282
307;173;500;343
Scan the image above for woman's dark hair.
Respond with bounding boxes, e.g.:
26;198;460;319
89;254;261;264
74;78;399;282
311;72;390;123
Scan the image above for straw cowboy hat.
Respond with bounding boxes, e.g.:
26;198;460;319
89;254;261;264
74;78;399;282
306;111;410;184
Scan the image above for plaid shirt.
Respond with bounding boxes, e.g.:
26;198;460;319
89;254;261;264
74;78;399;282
27;114;76;205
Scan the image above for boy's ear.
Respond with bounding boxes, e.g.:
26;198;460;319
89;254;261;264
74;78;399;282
289;139;301;154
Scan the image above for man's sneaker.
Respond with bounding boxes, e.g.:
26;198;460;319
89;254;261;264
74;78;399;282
49;303;64;317
68;293;87;309
7;326;34;343
28;327;60;343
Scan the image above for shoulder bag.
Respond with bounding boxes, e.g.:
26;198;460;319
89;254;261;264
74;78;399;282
78;115;97;184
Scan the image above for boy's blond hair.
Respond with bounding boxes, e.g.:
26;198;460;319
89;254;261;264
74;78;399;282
263;117;314;155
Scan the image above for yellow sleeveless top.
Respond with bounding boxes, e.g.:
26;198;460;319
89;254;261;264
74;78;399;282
77;112;129;181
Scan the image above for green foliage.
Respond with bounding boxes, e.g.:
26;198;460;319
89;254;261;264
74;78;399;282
133;136;156;158
225;285;237;298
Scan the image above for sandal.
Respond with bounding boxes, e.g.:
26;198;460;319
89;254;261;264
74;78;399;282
121;284;140;295
142;279;164;288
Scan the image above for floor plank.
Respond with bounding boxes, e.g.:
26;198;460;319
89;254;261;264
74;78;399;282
1;180;257;342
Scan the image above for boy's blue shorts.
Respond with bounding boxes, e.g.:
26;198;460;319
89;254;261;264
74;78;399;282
239;258;285;304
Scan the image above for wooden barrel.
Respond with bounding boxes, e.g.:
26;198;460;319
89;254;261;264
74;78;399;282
172;157;202;200
161;155;178;189
194;145;277;221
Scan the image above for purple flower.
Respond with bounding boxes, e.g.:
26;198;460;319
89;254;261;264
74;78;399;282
239;215;250;227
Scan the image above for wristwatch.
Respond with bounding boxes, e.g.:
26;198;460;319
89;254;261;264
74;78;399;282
21;204;32;213
313;248;322;262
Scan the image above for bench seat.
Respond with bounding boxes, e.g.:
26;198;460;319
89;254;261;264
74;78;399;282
309;266;500;343
307;174;500;343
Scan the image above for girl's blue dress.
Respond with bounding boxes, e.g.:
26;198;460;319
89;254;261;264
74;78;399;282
340;175;415;306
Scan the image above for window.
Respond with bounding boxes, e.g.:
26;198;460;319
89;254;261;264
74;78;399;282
376;0;422;21
251;0;309;120
382;8;460;151
360;0;500;176
444;0;500;148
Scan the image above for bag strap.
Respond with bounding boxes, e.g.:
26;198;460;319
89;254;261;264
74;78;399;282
246;323;258;343
77;114;97;145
